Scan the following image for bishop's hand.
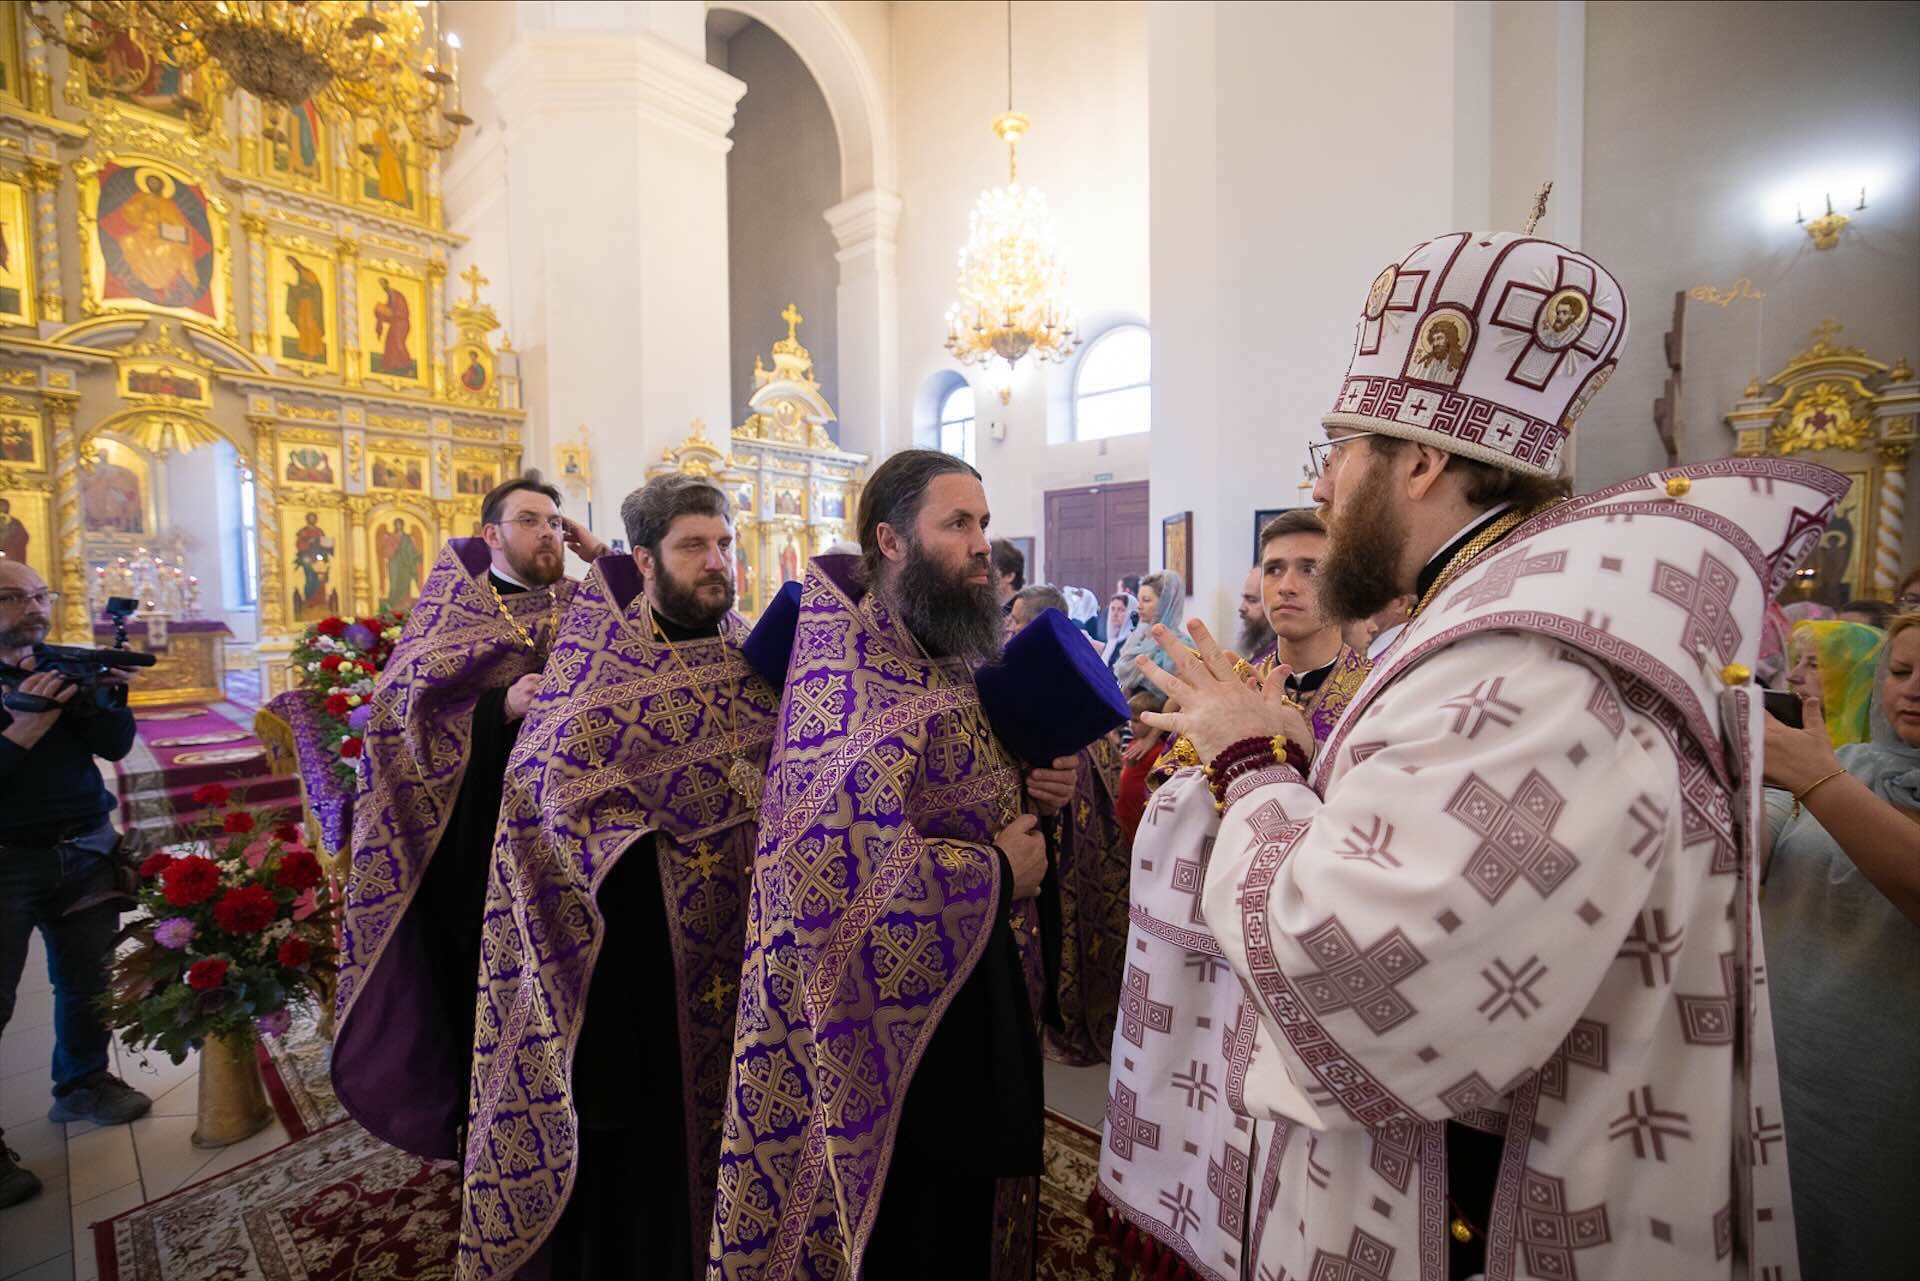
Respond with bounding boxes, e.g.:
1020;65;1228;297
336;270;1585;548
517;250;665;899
1137;619;1314;765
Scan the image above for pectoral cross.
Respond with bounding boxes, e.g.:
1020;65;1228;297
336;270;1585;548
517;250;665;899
460;264;489;305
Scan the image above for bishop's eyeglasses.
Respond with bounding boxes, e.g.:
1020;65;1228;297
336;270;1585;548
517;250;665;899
497;514;565;533
1305;431;1375;481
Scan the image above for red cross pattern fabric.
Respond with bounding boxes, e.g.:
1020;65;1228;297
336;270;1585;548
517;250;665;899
1327;231;1628;477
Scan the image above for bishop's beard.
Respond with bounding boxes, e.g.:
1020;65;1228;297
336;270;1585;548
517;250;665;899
888;538;1003;665
1318;454;1413;623
1238;615;1275;657
654;559;735;629
503;542;565;589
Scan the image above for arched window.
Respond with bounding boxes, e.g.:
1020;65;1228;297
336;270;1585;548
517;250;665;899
236;464;258;606
1074;325;1150;440
938;383;976;464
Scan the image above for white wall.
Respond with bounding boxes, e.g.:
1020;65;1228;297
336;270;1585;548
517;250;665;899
1581;0;1920;572
716;18;843;423
890;0;1150;579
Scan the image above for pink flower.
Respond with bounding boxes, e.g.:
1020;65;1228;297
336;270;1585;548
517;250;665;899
256;1008;293;1038
291;888;319;922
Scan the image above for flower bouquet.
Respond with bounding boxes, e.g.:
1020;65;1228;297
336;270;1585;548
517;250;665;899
289;610;406;788
101;783;337;1064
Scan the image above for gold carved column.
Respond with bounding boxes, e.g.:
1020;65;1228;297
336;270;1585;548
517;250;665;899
1878;438;1910;595
23;160;64;324
339;238;362;388
249;416;288;636
45;394;87;640
345;494;374;616
242;214;271;357
427;262;448;400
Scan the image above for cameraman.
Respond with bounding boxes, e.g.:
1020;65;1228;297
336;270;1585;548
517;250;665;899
0;563;152;1210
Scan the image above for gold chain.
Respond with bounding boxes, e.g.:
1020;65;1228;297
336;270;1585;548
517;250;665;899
647;601;761;806
1410;500;1562;620
488;582;560;651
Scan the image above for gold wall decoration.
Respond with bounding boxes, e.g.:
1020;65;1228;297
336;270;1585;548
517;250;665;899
0;7;24;111
446;264;501;407
1687;276;1765;308
355;261;428;391
76;154;234;335
266;235;341;376
1726;319;1920;601
114;321;214;407
0;470;52;580
0;175;37;327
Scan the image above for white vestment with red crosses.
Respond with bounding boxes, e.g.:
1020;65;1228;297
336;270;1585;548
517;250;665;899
1098;459;1843;1281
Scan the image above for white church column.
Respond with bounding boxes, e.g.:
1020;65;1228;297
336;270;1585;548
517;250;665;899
487;9;745;540
825;187;903;460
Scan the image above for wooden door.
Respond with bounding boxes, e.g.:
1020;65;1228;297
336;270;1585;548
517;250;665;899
1043;480;1149;600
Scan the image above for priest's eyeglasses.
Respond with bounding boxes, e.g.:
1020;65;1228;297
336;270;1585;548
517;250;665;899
0;588;59;610
499;514;565;533
1305;432;1374;481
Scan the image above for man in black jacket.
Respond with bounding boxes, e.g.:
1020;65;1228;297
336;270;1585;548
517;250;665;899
0;562;151;1209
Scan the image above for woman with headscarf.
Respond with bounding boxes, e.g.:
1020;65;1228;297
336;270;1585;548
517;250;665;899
1101;591;1138;672
1114;570;1188;704
1784;618;1885;746
1761;611;1920;1281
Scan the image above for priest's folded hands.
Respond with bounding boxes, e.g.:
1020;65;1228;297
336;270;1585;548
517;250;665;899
1134;618;1313;763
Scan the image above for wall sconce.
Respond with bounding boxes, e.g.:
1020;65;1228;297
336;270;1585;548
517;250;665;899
1797;189;1866;250
985;363;1013;406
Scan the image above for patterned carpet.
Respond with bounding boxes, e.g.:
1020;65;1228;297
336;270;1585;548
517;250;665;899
100;1015;1124;1279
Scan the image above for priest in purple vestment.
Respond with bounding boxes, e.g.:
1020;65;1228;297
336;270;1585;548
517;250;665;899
459;475;777;1281
333;478;604;1162
709;450;1055;1281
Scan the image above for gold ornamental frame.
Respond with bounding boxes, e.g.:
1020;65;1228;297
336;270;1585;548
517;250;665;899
75;153;236;338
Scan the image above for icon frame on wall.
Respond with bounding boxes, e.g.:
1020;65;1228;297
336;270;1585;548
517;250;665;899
367;448;428;494
280;441;342;489
356;262;429;392
452;456;498;497
0;410;41;469
261;98;333;196
0;177;36;328
352;116;425;223
0;7;23;111
0;485;52;581
76;155;234;335
71;19;224;134
283;505;345;626
267;236;342;377
1162;510;1193;585
367;502;433;614
117;359;211;407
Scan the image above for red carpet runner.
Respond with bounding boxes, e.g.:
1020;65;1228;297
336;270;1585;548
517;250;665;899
114;701;301;842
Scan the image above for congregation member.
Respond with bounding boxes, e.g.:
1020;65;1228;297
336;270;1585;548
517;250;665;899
1100;590;1139;673
991;535;1026;612
1114;568;1188;706
1237;565;1276;664
1250;509;1368;745
333;477;601;1161
1009;585;1131;1067
1758;610;1920;1281
1762;610;1920;1281
1837;597;1895;630
1785;618;1885;745
1098;227;1823;1280
710;451;1050;1279
459;474;774;1279
1898;565;1920;613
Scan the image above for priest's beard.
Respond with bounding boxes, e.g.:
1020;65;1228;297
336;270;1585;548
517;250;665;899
653;559;735;630
1238;615;1274;656
502;540;565;589
887;537;1003;665
1319;455;1413;623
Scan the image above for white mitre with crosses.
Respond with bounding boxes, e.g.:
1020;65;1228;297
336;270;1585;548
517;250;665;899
1326;227;1628;478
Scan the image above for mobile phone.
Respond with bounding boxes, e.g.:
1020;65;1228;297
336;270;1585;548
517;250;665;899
1761;690;1803;728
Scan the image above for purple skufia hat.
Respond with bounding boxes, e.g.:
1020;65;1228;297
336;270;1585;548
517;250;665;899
978;607;1130;765
743;580;803;687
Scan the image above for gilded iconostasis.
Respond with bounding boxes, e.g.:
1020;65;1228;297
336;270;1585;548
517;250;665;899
0;5;520;694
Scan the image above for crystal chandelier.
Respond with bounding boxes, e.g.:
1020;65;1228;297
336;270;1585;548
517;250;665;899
29;1;469;148
944;4;1075;371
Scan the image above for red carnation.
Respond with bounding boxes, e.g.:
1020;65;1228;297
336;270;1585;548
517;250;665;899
138;852;175;879
277;937;313;968
275;848;323;892
324;692;351;717
358;659;377;673
340;736;363;759
213;884;277;935
272;822;303;845
363;618;385;636
316;617;346;637
192;782;231;807
319;654;344;672
186;958;229;991
160;855;221;906
223;811;256;835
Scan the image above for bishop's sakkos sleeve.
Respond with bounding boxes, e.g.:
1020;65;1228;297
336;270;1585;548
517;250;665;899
1198;630;1684;1129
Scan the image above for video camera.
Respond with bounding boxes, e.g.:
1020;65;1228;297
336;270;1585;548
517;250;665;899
0;596;155;716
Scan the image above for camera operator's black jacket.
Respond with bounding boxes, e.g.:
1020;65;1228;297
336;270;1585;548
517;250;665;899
0;695;136;847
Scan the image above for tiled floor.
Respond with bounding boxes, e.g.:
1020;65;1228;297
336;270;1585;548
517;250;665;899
0;934;289;1281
